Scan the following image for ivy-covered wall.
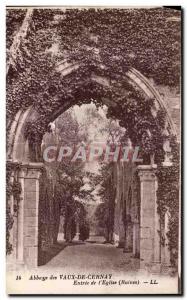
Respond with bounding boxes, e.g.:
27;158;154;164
6;8;181;271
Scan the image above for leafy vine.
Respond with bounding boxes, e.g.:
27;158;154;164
156;136;180;269
6;162;22;255
6;8;180;265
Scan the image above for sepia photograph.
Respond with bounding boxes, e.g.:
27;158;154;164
6;5;182;295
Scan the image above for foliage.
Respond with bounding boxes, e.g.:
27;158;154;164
7;8;180;125
79;104;127;145
95;202;108;230
43;110;92;242
156;136;180;269
6;163;14;255
6;162;22;255
6;8;180;264
79;219;90;241
95;162;116;242
6;9;27;49
12;181;22;217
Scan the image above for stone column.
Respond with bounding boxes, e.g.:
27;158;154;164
124;222;133;252
133;221;140;258
138;165;161;272
22;163;44;268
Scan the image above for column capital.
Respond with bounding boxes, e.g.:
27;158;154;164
19;162;44;179
138;164;157;182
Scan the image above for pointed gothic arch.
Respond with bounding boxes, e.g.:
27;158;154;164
7;64;178;270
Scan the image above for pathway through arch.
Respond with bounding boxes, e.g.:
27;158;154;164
40;237;139;274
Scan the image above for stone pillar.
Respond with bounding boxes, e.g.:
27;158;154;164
22;163;44;268
133;221;140;258
124;222;133;252
138;165;161;272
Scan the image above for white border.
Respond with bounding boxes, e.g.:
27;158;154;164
0;1;185;299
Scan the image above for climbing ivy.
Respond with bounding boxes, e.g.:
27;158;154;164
6;8;180;265
7;7;181;121
6;162;22;255
6;8;181;151
6;163;14;255
156;136;180;270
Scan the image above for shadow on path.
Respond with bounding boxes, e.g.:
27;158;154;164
39;239;140;273
38;240;85;266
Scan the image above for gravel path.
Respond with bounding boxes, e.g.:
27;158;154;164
39;236;139;274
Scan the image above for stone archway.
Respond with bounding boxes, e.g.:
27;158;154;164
7;64;177;163
7;65;177;270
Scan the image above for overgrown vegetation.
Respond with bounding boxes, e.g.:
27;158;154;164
6;8;180;267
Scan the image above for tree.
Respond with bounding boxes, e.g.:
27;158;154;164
82;104;128;242
43;109;92;243
94;162;116;243
79;104;127;145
